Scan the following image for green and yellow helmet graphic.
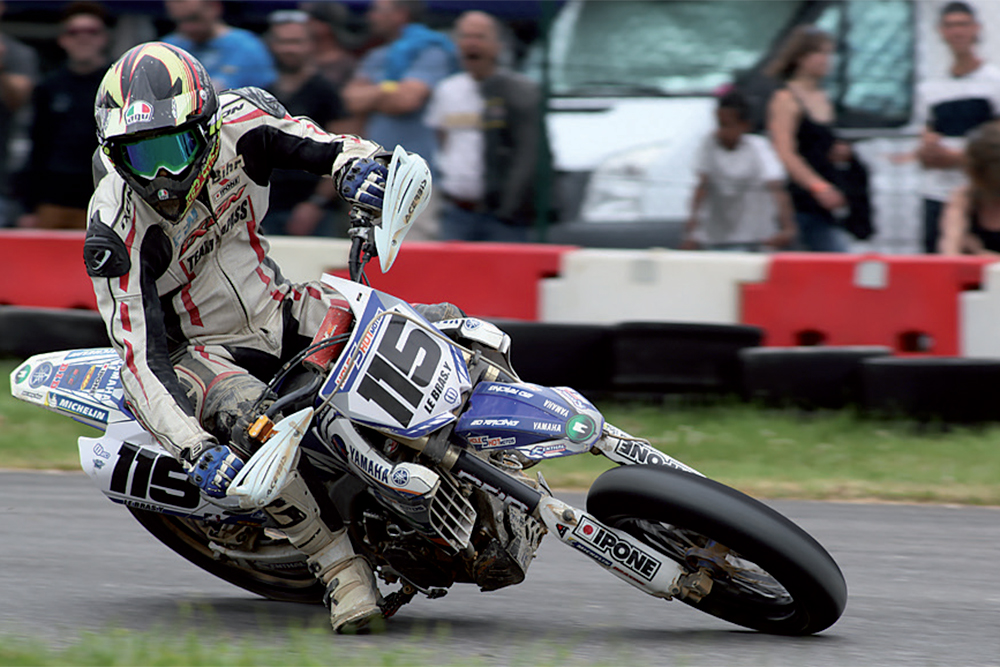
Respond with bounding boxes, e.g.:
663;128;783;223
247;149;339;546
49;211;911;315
96;42;214;141
95;42;222;223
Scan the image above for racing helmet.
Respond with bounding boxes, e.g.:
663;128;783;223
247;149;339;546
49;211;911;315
95;42;221;223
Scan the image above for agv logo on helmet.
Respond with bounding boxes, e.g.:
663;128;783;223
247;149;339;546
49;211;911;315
123;100;153;126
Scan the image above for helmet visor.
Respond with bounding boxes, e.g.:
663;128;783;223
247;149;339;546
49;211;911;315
121;128;203;179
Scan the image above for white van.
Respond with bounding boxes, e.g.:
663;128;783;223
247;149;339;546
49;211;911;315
535;0;1000;253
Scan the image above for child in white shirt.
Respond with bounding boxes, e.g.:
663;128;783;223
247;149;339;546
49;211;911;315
683;90;795;251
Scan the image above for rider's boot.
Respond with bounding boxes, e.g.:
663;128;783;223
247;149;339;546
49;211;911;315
309;527;383;633
266;471;382;633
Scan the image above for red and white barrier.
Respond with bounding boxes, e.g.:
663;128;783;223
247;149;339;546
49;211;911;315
3;229;997;356
741;253;993;355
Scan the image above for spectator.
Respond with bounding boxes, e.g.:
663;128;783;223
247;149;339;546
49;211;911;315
342;0;457;240
303;1;357;89
939;121;1000;255
916;1;1000;254
0;0;39;227
262;9;348;237
766;25;853;252
303;1;363;137
162;0;275;91
682;90;795;251
425;10;543;242
17;2;109;230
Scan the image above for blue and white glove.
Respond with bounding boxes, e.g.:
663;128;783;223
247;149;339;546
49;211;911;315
338;158;388;212
188;444;244;498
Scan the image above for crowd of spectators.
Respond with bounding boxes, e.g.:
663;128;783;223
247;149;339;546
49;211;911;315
0;0;547;243
688;1;1000;255
3;0;1000;254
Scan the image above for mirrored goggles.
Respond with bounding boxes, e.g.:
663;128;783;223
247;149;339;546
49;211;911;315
121;128;203;179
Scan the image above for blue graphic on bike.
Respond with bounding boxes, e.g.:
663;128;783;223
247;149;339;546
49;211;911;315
454;382;604;460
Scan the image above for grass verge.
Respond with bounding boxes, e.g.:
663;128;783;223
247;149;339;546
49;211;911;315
0;624;622;667
3;359;998;504
536;399;1000;505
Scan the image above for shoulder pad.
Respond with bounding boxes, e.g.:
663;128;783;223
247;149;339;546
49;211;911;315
84;214;131;278
226;87;288;119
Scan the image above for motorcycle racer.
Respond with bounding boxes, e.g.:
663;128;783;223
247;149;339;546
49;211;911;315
84;42;429;633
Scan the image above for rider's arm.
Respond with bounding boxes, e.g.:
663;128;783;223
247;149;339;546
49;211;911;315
84;174;213;463
224;88;385;187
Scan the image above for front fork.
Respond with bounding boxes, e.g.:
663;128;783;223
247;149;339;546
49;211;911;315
534;496;711;603
532;423;712;601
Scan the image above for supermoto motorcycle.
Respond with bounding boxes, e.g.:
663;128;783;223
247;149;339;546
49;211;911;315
9;147;846;635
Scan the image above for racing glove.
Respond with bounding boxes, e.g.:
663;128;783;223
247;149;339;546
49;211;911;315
337;157;388;213
188;444;245;498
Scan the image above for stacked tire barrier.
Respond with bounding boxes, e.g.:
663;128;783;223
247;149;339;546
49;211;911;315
5;230;1000;423
0;306;108;357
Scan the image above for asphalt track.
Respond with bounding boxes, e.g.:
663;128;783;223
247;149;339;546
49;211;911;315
1;471;998;666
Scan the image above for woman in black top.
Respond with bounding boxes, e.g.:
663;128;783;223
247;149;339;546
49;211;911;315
766;26;853;252
939;121;1000;254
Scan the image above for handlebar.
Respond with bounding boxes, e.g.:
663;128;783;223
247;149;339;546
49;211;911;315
347;207;378;283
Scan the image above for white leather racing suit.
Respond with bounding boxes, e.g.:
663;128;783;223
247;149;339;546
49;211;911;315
83;87;384;463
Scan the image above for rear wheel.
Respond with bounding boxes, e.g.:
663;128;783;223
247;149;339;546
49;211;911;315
129;508;324;604
587;466;847;635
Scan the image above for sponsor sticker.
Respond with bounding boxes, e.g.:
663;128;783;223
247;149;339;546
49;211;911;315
124;100;153;125
565;414;597;443
543;398;570;418
467;434;517;449
615;440;667;466
14;365;29;384
527;443;568;458
532;421;563;433
469;418;520;428
29;362;54;388
53;396;109;423
347;441;392;486
210;155;245;184
485;384;534;399
557;387;594;413
66;349;117;360
572;516;662;581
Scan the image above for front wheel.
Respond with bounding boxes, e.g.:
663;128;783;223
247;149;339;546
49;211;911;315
587;465;847;635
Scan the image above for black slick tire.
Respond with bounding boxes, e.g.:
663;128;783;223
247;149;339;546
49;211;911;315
587;465;847;635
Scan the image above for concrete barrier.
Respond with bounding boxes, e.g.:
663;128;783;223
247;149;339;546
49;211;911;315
266;237;352;283
540;249;769;324
961;261;1000;358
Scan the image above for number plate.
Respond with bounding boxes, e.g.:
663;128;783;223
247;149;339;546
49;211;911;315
320;287;470;438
